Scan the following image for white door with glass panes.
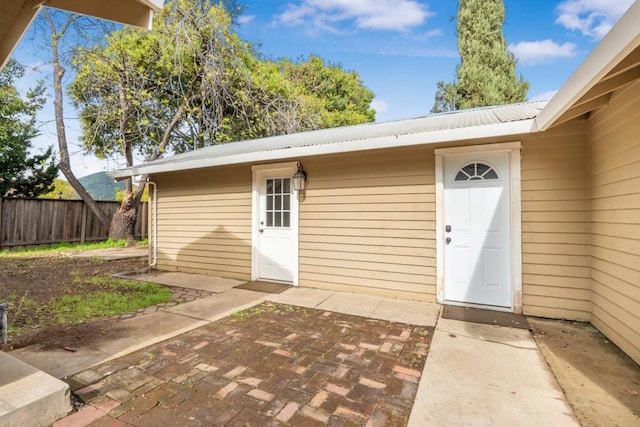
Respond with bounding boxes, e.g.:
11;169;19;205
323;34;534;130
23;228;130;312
443;153;511;308
258;176;294;282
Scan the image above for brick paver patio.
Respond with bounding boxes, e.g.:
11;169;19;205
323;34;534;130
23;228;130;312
56;302;433;426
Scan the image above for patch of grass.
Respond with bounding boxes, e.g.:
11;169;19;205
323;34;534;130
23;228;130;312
3;291;40;334
0;239;139;258
48;281;172;324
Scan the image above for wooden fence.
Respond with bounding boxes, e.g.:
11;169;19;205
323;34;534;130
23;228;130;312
0;197;148;249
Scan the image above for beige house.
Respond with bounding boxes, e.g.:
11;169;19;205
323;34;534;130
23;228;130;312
112;2;640;365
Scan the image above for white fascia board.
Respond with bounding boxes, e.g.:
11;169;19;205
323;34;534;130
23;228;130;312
108;119;536;179
46;0;159;29
136;0;164;11
535;1;640;131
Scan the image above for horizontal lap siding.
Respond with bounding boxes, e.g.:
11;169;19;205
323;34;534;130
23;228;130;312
521;122;591;320
299;148;435;301
588;81;640;364
154;166;252;280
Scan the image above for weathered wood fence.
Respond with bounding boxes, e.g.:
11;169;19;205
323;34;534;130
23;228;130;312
0;197;148;249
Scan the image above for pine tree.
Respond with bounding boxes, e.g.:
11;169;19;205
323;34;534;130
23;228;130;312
432;0;528;112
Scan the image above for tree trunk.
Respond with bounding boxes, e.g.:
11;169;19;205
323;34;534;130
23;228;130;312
44;11;111;229
109;193;137;243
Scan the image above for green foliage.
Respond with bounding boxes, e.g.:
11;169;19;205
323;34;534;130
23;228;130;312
48;280;171;324
0;60;58;197
432;0;529;112
70;0;375;163
0;238;131;257
38;179;79;199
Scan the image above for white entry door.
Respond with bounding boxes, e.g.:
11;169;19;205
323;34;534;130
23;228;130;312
254;165;297;283
443;152;511;308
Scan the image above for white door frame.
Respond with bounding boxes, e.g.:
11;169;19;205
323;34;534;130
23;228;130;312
251;162;299;285
435;142;522;313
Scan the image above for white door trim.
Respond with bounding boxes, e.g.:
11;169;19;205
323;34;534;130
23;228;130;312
435;142;522;313
251;162;299;285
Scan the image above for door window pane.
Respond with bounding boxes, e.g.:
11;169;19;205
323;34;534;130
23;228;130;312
455;163;499;181
265;178;291;228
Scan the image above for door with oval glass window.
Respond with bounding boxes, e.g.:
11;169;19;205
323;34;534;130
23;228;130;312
443;152;511;308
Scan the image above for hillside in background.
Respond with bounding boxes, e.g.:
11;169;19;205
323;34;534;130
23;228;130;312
78;171;125;200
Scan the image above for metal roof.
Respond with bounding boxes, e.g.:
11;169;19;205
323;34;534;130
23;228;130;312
110;100;546;178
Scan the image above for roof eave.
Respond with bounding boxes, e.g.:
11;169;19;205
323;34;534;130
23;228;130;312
535;1;640;131
108;118;537;179
0;0;163;70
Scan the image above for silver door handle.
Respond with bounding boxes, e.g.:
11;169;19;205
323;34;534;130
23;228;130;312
446;237;451;244
259;228;264;233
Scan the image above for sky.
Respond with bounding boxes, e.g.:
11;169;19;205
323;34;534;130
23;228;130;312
10;0;636;178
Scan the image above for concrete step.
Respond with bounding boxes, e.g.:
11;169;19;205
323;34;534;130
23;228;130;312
0;352;71;426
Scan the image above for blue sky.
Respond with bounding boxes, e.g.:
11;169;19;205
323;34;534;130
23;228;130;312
11;0;636;177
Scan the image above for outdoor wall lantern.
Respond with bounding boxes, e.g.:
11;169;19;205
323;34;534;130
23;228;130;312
292;162;307;191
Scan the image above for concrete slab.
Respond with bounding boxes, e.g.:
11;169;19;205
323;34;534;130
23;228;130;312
90;311;209;359
12;347;111;380
317;292;385;317
370;298;441;327
165;289;266;322
142;272;243;293
409;318;579;426
0;353;70;426
266;287;335;308
267;288;441;327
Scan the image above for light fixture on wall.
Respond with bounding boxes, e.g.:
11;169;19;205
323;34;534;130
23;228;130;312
292;162;307;191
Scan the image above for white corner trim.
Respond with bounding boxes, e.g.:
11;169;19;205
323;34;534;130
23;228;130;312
434;142;523;313
435;154;445;304
251;161;300;285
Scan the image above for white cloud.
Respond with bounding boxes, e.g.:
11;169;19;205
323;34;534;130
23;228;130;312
274;0;432;32
371;98;388;115
556;0;634;39
237;14;255;25
508;39;577;65
416;28;442;41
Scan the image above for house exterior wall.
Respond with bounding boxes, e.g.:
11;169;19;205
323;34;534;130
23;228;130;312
298;147;437;301
520;122;591;321
149;124;592;319
154;165;252;280
587;81;640;364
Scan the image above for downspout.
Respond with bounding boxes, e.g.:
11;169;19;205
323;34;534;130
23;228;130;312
135;178;158;268
147;180;158;268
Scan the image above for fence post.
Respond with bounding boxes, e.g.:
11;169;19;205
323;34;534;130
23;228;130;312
80;202;87;244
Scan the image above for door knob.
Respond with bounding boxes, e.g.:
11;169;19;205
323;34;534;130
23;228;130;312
259;228;264;233
446;237;451;244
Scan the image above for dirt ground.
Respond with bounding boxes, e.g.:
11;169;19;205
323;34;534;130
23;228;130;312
529;317;640;426
0;254;147;350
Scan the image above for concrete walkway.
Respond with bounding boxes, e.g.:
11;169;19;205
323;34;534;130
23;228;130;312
408;318;579;426
9;271;579;425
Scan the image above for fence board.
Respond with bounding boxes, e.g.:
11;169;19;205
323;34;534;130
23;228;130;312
0;198;148;249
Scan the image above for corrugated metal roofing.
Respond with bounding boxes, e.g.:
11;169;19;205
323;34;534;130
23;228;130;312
110;100;547;178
